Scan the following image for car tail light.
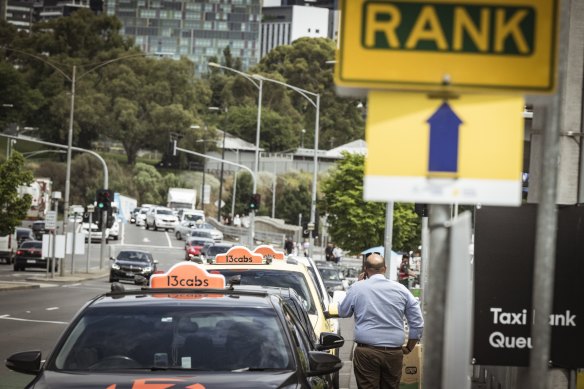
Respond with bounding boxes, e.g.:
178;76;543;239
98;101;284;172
16;250;23;255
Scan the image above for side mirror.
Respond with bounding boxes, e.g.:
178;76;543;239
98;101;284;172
306;351;342;377
6;351;42;375
316;332;345;351
109;257;115;261
153;260;159;264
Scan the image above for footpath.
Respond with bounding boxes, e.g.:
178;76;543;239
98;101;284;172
0;268;109;292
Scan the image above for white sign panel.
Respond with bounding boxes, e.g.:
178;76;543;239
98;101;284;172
45;211;57;229
66;233;86;255
42;234;65;259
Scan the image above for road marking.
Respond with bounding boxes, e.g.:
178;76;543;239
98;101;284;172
63;283;82;287
0;314;68;325
45;307;59;311
165;231;172;247
143;237;151;243
115;243;183;250
121;222;125;245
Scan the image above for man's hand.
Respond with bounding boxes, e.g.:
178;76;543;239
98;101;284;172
401;346;411;355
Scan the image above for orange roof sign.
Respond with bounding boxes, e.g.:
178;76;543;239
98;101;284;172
150;262;226;289
254;245;286;261
214;246;264;265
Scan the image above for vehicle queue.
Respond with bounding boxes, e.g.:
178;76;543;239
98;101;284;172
6;261;344;388
6;244;347;389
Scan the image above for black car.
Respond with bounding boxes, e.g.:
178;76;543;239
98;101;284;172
6;265;344;388
109;250;158;283
13;240;56;272
31;221;47;240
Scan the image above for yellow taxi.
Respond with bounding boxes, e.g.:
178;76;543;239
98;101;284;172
203;245;335;339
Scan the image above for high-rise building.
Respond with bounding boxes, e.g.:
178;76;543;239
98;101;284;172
261;5;328;57
104;0;261;74
2;0;35;31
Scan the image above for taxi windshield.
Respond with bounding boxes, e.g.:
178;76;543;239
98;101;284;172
213;269;317;314
52;305;293;372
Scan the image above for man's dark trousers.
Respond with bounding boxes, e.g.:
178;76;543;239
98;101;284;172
353;345;403;389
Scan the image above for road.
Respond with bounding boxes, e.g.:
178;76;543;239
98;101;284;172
0;222;191;388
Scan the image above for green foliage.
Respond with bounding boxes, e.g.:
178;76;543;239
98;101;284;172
132;163;165;205
223;172;253;218
255;38;365;149
0;153;33;235
321;152;420;254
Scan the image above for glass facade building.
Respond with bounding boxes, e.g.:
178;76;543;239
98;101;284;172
104;0;261;74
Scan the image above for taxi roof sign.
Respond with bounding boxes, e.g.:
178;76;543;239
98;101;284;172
149;262;226;289
214;246;265;265
253;245;286;261
335;0;558;93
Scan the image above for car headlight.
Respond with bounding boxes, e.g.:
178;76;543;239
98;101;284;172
111;263;120;270
142;266;152;273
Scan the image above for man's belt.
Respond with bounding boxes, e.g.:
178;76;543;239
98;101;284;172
356;343;402;351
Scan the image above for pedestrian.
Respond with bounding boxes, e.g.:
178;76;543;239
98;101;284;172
398;254;410;288
233;214;241;227
302;240;310;257
284;237;294;255
325;243;334;262
333;245;342;264
338;253;423;389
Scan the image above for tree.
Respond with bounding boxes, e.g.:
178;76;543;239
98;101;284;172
0;153;33;235
321;152;420;254
255;38;365;150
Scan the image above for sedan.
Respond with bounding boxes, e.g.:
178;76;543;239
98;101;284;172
13;240;56;272
109;250;158;283
184;237;214;262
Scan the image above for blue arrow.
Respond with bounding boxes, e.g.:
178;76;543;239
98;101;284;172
427;102;463;173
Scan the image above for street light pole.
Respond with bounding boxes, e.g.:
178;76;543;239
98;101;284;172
253;75;320;258
63;65;76;239
208;62;263;246
218;130;226;221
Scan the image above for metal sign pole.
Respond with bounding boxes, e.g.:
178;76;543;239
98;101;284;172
383;202;394;279
422;204;451;389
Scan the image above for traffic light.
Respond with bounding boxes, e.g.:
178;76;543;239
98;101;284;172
96;189;114;211
249;193;261;211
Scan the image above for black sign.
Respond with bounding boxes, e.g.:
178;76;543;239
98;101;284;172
473;205;584;368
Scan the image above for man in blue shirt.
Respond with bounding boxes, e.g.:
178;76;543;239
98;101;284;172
339;253;424;389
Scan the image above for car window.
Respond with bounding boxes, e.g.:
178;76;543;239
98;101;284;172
17;229;32;239
20;241;41;249
52;305;292;372
214;269;316;314
191;230;213;239
318;268;341;281
156;209;173;215
184;214;203;222
206;245;231;257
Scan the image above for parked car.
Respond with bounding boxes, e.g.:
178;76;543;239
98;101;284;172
31;221;47;240
146;206;178;231
184;237;214;262
109;249;158;283
13;240;56;271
